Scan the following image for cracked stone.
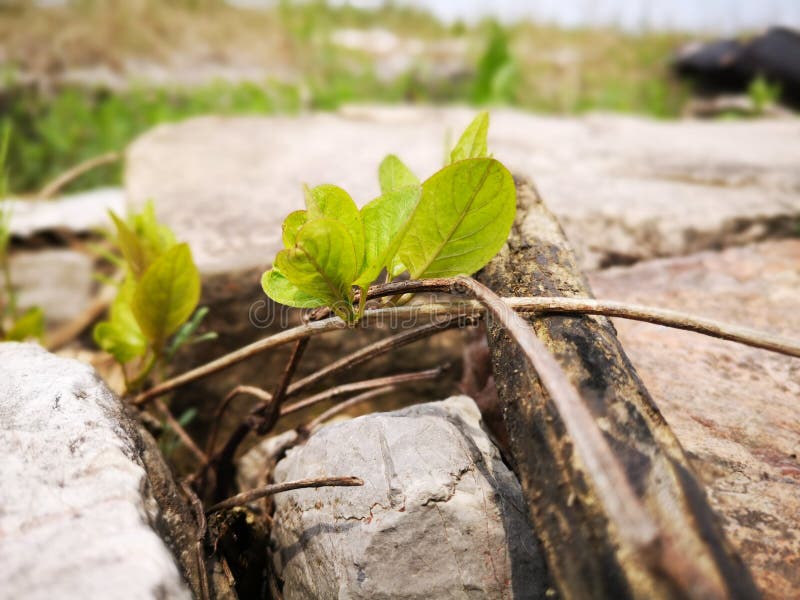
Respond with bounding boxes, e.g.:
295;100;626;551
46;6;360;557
243;395;547;599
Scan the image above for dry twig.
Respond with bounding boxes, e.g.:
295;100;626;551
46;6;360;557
206;476;364;514
281;366;444;417
133;287;799;408
39;151;121;199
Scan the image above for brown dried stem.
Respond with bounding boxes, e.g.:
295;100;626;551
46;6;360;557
306;385;397;431
39;151;121;199
153;397;208;464
134;283;800;408
205;385;272;457
206;476;364;514
281;366;444;417
287;314;471;398
258;338;309;434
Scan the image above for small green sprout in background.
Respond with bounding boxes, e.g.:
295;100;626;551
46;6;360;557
93;200;215;392
262;112;517;319
0;124;44;343
747;74;782;115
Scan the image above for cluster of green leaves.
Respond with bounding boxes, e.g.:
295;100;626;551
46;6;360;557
262;112;516;321
93;201;213;390
0;125;44;342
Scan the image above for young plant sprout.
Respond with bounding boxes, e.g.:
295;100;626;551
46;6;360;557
261;112;516;319
93;200;215;392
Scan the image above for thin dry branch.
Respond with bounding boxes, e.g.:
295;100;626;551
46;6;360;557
133;289;800;407
205;385;272;456
206;476;364;514
153;397;208;464
132;314;350;406
281;366;445;417
258;338;308;434
287;314;471;398
39;151;121;199
306;385;397;431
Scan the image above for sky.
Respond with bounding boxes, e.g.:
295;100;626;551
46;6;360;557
230;0;800;33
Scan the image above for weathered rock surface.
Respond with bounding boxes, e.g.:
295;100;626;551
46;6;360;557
261;395;547;599
588;240;800;599
7;187;125;239
9;249;95;323
0;343;191;600
126;106;800;273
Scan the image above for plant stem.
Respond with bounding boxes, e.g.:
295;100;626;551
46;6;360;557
210;338;310;500
286;314;472;398
281;366;444;417
133;289;800;407
206;476;364;514
206;385;272;456
152;397;208;464
306;385;397;432
132;314;350;406
38;151;121;199
258;338;309;434
127;351;159;393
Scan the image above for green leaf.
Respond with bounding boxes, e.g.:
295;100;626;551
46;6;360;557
449;111;489;164
165;306;212;360
93;277;147;363
282;210;308;247
93;321;146;364
395;157;516;279
261;268;327;309
378;154;419;195
275;218;358;318
109;211;148;277
132;243;201;345
304;184;364;274
109;201;177;278
356;184;422;286
131;200;176;261
6;306;44;342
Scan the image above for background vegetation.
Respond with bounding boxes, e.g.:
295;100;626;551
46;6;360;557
1;0;695;194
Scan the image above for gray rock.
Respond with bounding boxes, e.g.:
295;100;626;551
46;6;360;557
0;343;190;600
8;249;94;323
263;395;547;599
588;240;800;599
125;106;800;273
7;187;125;239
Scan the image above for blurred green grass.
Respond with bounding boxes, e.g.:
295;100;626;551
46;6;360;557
0;0;693;194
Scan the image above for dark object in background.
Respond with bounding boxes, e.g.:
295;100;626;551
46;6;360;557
674;26;800;107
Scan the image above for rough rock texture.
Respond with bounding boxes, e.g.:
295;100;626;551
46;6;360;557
126;106;800;273
588;240;800;599
0;343;191;600
8;249;95;323
477;179;757;599
263;395;548;599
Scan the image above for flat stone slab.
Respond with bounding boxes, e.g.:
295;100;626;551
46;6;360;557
588;240;800;599
7;187;125;239
126;106;800;273
0;343;190;600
